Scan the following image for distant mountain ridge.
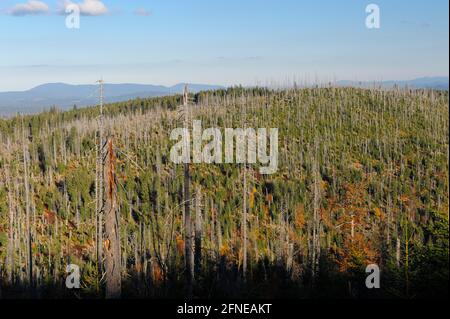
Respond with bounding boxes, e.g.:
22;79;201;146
336;77;449;90
0;83;224;117
1;77;447;117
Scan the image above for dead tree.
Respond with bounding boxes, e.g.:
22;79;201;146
183;85;194;294
96;80;105;276
242;164;248;280
104;137;121;299
194;186;202;279
22;118;33;287
311;151;321;282
5;140;15;284
242;98;248;281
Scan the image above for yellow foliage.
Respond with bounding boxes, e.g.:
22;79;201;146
263;204;270;219
219;243;231;257
249;187;257;209
373;207;383;218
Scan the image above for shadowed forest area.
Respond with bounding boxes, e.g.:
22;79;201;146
0;87;448;299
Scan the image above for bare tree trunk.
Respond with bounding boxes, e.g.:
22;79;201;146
242;164;248;281
183;85;194;295
311;156;320;282
283;201;293;274
405;217;409;297
386;195;392;248
104;137;121;299
351;215;355;239
194;186;202;279
96;80;105;278
5;142;15;284
396;235;401;268
210;198;216;261
216;212;222;255
22;119;33;288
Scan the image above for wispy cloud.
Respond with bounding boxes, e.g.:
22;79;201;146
59;0;109;16
8;0;49;16
216;56;264;61
419;22;431;28
400;20;432;29
133;8;151;17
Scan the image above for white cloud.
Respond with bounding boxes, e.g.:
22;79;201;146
133;8;151;17
61;0;108;16
9;0;49;16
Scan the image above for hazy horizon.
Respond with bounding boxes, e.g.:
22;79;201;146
0;0;448;91
0;75;449;93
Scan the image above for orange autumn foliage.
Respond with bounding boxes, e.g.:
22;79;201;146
176;234;184;255
294;203;306;229
333;182;380;272
336;233;378;272
399;195;410;203
152;262;164;284
43;208;57;225
219;243;232;258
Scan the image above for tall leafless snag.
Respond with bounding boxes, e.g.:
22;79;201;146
22;118;33;288
396;235;401;268
183;85;194;295
242;163;248;281
5;140;15;284
311;148;321;282
242;97;248;281
104;137;121;299
96;80;105;277
194;186;202;279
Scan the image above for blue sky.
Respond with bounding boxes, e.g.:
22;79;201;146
0;0;448;91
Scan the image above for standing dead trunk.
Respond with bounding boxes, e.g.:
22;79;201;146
104;137;121;299
404;217;409;297
96;80;105;278
194;186;202;279
216;213;222;254
5;141;15;284
283;201;293;274
183;85;194;295
22;119;33;287
350;215;355;239
396;235;401;268
242;165;248;281
311;156;320;282
210;198;216;261
242;98;248;281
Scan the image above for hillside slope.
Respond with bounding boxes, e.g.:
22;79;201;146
0;87;448;298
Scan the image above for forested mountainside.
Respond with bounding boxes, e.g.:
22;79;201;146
0;87;448;298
